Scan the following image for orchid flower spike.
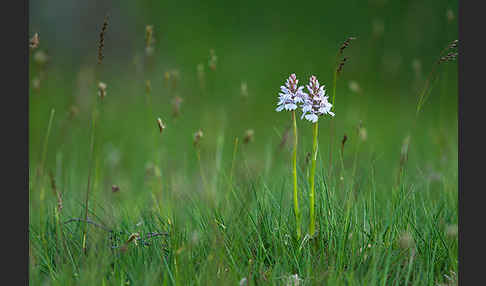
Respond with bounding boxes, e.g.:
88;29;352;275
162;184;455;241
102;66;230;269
301;75;335;123
276;74;307;112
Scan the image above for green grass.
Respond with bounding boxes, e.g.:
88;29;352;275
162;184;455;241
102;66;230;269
28;65;457;285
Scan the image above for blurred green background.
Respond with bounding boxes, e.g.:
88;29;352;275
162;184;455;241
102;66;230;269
29;0;458;204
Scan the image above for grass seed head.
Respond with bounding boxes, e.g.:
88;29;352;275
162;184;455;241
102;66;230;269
337;57;349;74
208;49;218;71
171;70;180;90
33;50;49;66
400;135;411;166
172;96;183;118
97;14;109;65
145;25;155;55
111;185;120;192
145;80;151;93
348;80;361;93
341;134;348;154
157;118;165;134
243;129;254;144
412;59;422;76
164;71;171;87
359;127;367;141
194;129;203;147
69;105;80;119
30;33;40;50
49;170;63;213
126;233;140;245
449;39;458;49
145;162;155;177
32;77;41;91
98;81;107;99
357;120;367;141
439;52;458;63
339;36;356;55
241;81;248;97
446;9;455;22
438;40;458;64
305;151;311;166
336;37;356;78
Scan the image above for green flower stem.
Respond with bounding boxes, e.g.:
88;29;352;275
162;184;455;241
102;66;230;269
309;121;319;236
291;111;301;240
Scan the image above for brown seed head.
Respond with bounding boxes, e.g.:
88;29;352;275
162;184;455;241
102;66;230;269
305;151;311;166
339;36;357;55
341;134;348;155
337;57;349;74
243;129;254;144
111;185;120;192
98;14;109;65
193;129;203;147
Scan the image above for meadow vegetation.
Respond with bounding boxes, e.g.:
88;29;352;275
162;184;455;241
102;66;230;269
29;1;458;284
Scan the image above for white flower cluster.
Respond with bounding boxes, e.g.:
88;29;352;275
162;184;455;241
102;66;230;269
301;75;334;123
276;74;334;123
276;73;307;112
